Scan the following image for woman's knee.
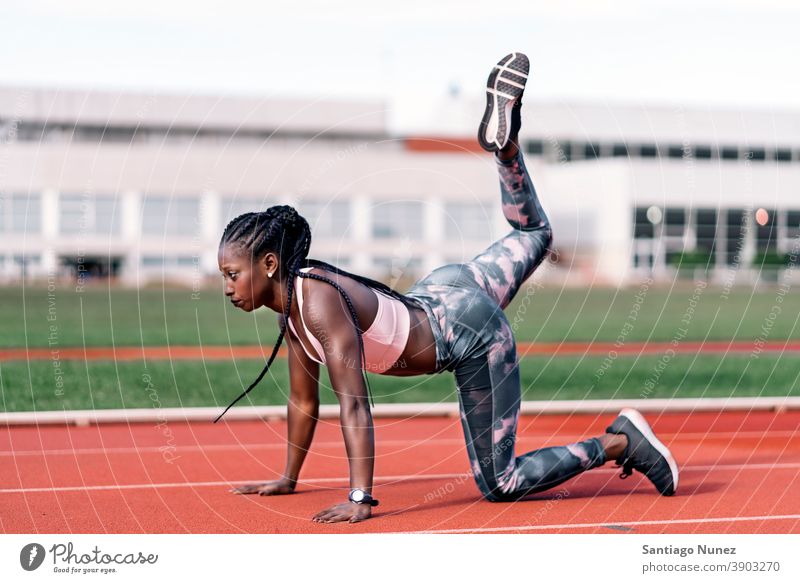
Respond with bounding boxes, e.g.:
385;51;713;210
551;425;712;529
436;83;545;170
472;465;522;502
521;224;552;246
479;483;521;503
543;226;554;254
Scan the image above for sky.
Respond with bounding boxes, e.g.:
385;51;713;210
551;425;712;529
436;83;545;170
2;0;800;131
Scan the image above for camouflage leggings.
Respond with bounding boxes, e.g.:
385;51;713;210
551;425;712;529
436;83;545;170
406;152;606;501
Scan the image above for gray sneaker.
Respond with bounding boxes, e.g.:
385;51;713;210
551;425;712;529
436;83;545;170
478;52;529;152
606;408;679;496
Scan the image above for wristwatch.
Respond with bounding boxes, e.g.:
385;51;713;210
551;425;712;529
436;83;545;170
348;488;379;507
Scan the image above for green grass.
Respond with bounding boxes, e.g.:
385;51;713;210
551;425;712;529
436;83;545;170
2;282;800;348
2;283;799;412
3;355;798;412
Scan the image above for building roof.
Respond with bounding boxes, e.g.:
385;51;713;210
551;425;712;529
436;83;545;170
0;86;387;136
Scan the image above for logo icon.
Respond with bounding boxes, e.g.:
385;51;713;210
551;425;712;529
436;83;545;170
20;543;46;571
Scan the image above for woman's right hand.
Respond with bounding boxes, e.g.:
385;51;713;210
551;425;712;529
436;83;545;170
230;478;296;496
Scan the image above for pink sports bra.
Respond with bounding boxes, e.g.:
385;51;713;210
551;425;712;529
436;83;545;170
286;267;411;374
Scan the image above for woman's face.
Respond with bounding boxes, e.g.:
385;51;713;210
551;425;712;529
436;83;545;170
218;245;276;312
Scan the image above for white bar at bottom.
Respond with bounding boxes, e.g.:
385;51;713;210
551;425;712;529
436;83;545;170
0;534;798;582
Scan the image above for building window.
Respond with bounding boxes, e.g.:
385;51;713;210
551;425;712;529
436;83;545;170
695;209;717;254
141;255;197;268
60;194;120;235
725;209;747;265
775;149;792;162
141;196;200;236
721;147;739;160
526;140;544;155
0;194;41;234
297;200;351;239
785;210;800;240
667;145;684;159
640;144;658;158
10;253;42;278
695;146;713;159
584;143;600;159
633;253;654;268
558;142;573;161
633;207;654;239
664;208;686;237
746;148;766;161
372;201;422;239
445;202;487;240
612;144;628;157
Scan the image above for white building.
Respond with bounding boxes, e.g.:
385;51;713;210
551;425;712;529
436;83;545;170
1;86;798;287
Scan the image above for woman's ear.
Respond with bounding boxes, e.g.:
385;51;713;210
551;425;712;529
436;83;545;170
262;252;279;279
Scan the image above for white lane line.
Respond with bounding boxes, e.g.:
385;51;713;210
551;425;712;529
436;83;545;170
2;430;797;458
0;472;458;494
1;463;798;494
0;438;464;457
397;514;800;534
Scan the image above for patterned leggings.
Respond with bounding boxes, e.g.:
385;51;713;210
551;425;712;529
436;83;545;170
406;152;607;501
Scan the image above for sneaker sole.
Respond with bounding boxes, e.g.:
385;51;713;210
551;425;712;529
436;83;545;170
478;52;530;152
619;407;679;495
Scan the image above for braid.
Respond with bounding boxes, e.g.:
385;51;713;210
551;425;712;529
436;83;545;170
215;204;381;422
296;270;373;406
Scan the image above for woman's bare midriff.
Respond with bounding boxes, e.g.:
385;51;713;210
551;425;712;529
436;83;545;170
382;303;438;376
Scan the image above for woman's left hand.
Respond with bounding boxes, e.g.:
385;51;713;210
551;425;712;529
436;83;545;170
312;502;372;523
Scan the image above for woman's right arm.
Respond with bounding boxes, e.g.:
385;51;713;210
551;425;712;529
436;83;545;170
231;316;320;495
282;319;321;489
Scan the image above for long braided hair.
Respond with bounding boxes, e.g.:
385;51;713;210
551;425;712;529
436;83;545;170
214;204;420;422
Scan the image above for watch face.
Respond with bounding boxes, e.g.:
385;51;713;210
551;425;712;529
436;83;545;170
350;489;365;502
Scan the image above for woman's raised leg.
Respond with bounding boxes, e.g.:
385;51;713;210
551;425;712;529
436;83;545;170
464;151;553;310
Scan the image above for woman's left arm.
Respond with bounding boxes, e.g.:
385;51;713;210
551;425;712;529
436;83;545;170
306;285;375;524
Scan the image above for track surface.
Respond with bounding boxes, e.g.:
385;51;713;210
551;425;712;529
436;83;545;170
2;341;797;362
1;410;798;533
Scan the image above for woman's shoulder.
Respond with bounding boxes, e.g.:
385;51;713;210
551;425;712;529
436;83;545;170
297;265;377;312
296;266;345;302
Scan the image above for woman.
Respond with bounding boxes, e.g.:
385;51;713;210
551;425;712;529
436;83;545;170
217;52;679;524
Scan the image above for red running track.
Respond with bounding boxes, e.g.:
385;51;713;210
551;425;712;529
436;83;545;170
1;410;799;533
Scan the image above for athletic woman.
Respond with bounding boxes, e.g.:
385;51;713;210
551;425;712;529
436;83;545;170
217;53;679;524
